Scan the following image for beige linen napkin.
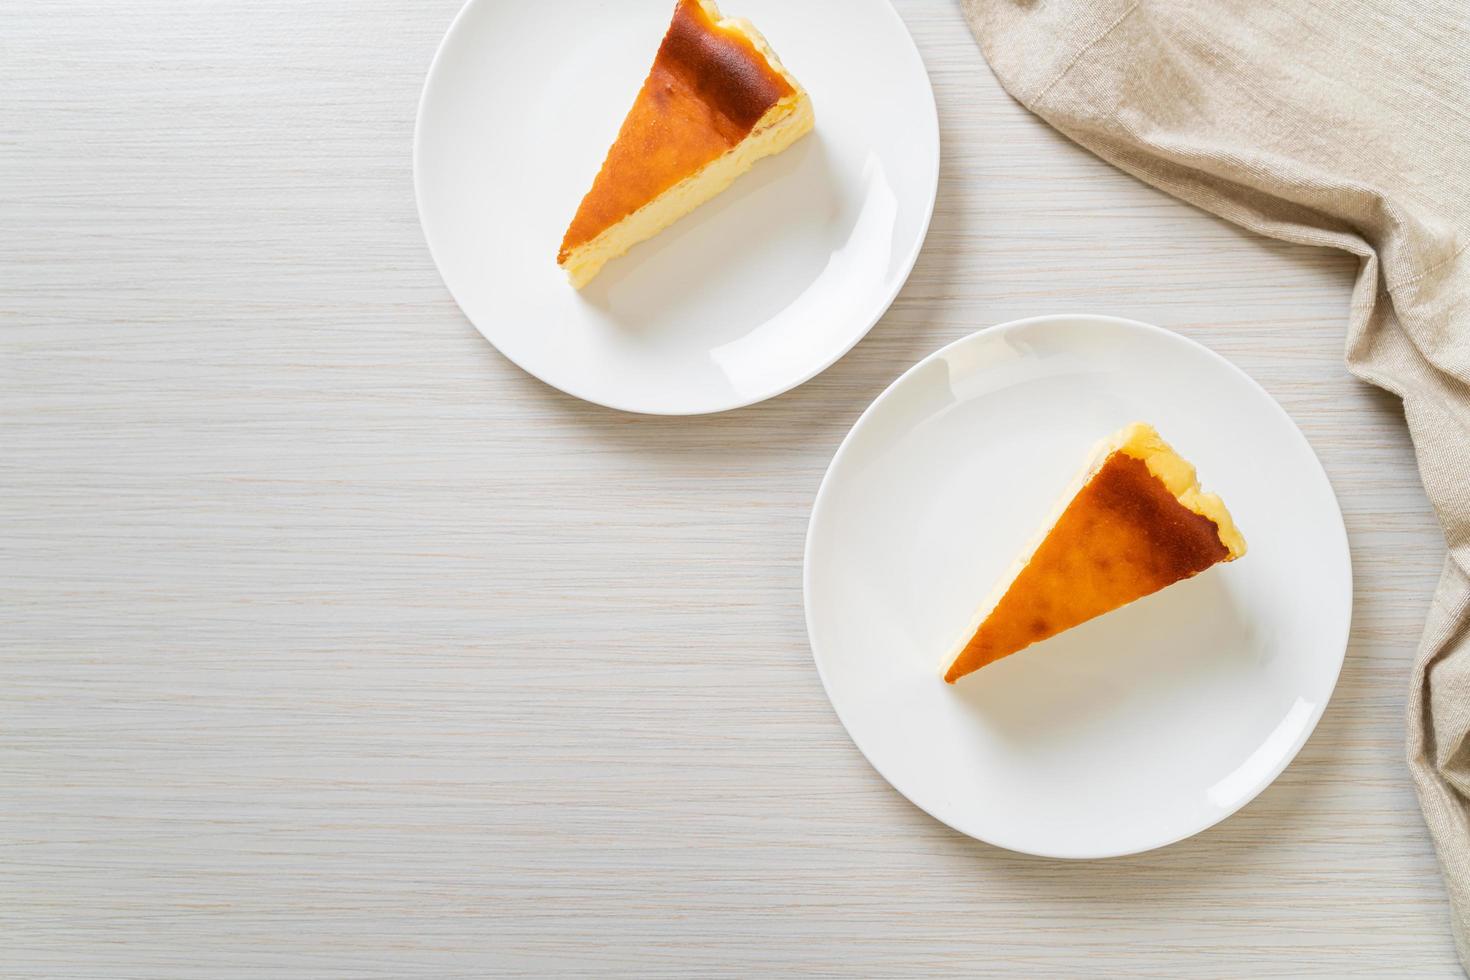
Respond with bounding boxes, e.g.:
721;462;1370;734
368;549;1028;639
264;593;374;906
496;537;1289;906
960;0;1470;961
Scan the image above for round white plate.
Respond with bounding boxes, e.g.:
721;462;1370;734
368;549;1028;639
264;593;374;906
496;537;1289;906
804;315;1352;858
414;0;939;415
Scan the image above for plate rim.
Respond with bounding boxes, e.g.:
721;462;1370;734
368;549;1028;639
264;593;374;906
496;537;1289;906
802;313;1354;859
411;0;942;416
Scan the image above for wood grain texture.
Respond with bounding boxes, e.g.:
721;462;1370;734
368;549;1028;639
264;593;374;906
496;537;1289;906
0;0;1459;976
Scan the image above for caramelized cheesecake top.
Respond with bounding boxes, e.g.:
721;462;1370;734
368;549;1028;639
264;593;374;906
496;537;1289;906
944;445;1237;684
558;0;796;260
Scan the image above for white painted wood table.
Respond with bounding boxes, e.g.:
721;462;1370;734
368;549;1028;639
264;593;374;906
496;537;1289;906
2;1;1461;976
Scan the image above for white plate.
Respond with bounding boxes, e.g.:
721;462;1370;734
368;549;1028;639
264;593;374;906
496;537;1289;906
414;0;939;415
804;315;1352;858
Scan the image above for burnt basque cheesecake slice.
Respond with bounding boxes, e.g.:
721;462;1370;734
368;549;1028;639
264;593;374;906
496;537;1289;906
944;423;1247;684
557;0;814;288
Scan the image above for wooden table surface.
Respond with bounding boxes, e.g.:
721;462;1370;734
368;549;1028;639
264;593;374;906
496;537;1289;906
3;1;1461;976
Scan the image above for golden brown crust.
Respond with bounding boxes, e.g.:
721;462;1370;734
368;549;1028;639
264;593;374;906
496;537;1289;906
558;0;795;260
944;452;1231;683
661;0;792;130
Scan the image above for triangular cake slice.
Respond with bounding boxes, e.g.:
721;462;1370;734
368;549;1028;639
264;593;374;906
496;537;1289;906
944;423;1247;684
557;0;814;288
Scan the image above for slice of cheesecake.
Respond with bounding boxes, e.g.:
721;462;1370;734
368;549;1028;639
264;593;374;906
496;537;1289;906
557;0;814;288
944;423;1247;684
